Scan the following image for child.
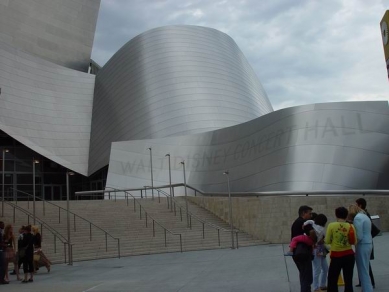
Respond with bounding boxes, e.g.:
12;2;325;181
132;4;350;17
285;214;327;255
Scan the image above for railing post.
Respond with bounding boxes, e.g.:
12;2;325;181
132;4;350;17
89;223;92;241
145;213;148;227
139;206;142;219
64;243;67;263
164;229;167;247
133;198;136;212
157;190;160;203
152;220;155;237
114;191;116;202
70;244;73;265
140;189;143;198
179;234;182;252
236;232;239;249
117;238;120;259
126;192;129;206
189;215;192;229
202;223;205;239
54;235;57;253
105;233;108;252
58;207;61;223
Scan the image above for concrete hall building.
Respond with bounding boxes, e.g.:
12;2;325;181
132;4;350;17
1;0;389;201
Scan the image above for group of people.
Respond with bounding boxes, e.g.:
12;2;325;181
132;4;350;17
0;222;51;284
289;198;377;292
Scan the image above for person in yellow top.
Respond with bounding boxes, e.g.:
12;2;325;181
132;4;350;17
325;207;357;292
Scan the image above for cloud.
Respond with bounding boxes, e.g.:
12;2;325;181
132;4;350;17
91;0;389;111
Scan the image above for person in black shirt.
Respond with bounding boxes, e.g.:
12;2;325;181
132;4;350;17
20;225;34;283
290;205;315;292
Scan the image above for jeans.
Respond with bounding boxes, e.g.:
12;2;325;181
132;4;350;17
327;254;355;292
312;255;328;290
293;256;313;292
356;243;373;292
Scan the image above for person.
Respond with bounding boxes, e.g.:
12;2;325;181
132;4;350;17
286;213;324;255
290;205;314;292
325;207;356;292
355;198;375;288
20;225;34;283
3;224;20;281
0;221;8;284
308;214;328;292
32;226;51;273
348;204;373;292
11;226;25;279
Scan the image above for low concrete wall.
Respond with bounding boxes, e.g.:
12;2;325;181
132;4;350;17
188;196;388;244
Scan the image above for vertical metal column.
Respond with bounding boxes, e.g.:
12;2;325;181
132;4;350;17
148;148;154;200
32;158;39;224
165;154;173;212
1;149;8;217
180;161;189;228
66;170;74;265
223;170;234;249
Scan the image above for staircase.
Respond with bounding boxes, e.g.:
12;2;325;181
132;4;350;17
0;195;265;264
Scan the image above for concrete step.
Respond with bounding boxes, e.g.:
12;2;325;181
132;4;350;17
1;197;264;264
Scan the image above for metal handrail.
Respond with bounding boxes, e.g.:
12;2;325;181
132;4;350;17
74;183;389;197
110;187;183;252
3;201;70;263
156;188;239;248
10;188;121;259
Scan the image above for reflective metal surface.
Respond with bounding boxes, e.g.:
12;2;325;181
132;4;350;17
106;101;389;192
0;41;95;175
89;25;273;175
0;0;100;72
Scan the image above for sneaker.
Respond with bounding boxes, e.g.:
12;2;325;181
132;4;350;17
284;251;294;256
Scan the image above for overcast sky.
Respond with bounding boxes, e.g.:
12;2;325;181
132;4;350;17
91;0;389;111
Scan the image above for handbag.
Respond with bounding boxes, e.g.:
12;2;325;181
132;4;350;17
293;242;312;261
371;222;381;238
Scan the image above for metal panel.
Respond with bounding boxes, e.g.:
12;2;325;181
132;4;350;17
89;25;273;175
0;0;100;72
0;40;95;175
106;101;389;192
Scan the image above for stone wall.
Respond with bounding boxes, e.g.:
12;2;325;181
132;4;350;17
188;196;388;243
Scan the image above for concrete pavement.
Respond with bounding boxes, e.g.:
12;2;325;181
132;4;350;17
4;233;389;292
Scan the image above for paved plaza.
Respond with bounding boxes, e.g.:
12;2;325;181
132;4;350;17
4;233;389;292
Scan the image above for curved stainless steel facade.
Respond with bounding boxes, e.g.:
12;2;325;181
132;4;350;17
0;0;100;72
0;41;95;175
89;25;273;175
2;1;387;194
106;101;389;192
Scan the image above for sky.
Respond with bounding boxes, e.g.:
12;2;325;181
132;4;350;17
91;0;389;111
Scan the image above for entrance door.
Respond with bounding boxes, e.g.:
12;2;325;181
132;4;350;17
44;185;62;201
